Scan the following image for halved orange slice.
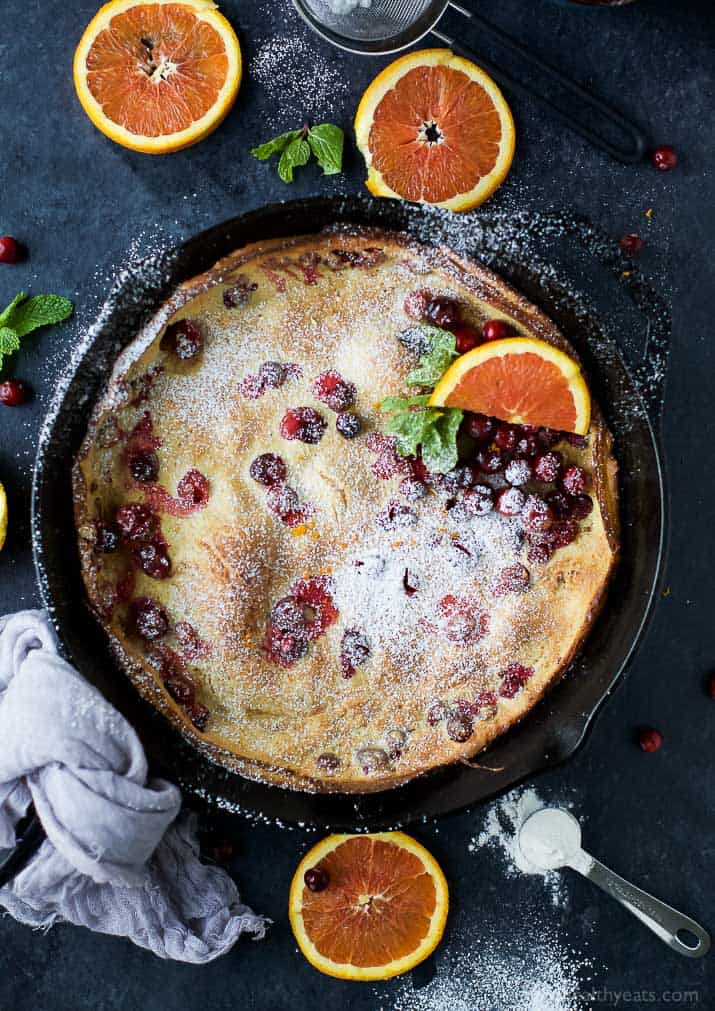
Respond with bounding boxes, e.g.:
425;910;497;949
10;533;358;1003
354;49;515;211
430;337;591;435
74;0;242;154
289;832;449;981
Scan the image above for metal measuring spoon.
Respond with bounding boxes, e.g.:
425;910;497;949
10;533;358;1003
518;808;710;958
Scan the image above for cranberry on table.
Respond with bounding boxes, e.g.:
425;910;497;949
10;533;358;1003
280;406;327;444
312;370;356;412
304;867;330;892
336;412;361;439
425;295;461;329
249;453;286;486
160;319;203;360
638;727;663;753
0;380;29;406
652;145;677;171
482;318;511;342
620;234;644;256
0;236;22;264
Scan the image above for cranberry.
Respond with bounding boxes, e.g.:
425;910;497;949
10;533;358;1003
521;494;553;533
186;701;210;731
223;278;257;307
316;753;341;774
340;628;370;678
446;712;473;743
304;867;330;892
455;464;479;489
463;484;494;516
266;484;302;523
515;431;540;457
547;518;579;549
400;477;427;501
494;564;530;596
476;448;505;474
527;542;551;564
537;428;561;450
129;597;169;640
116;503;158;542
177;469;210;509
164;674;194;705
464;413;495;443
249;453;286;486
564;432;588;448
265;622;309;666
0;380;29;406
638;727;663;752
499;663;534;699
494;424;518;452
472;690;498;716
439;595;489;644
534;451;563;483
496;487;526;516
403;289;431;320
427;701;447;726
161;319;203;360
426;296;461;329
620;234;644;257
336;412;361;439
453;324;481;354
176;622;209;659
652;145;677;171
570;494;593;520
313;370;356;412
95;521;120;553
280;406;327;444
561;465;590;497
505;456;533;487
0;236;22;263
259;361;288;389
482;319;511;342
291;577;339;640
546;489;573;519
129;450;160;483
134;540;171;579
271;597;308;636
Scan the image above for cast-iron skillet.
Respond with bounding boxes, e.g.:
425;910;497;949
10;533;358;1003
0;196;669;885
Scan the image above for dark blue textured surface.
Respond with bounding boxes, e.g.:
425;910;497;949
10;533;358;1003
0;0;713;1007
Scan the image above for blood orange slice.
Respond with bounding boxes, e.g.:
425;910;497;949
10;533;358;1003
354;49;515;211
289;832;449;981
74;0;241;154
430;337;591;435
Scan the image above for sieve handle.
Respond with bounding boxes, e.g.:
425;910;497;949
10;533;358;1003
433;4;648;164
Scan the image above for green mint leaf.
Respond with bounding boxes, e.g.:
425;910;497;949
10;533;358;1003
251;129;302;161
406;329;458;388
0;327;20;371
307;123;344;176
385;407;443;458
5;294;73;337
277;138;311;183
0;292;27;328
380;394;432;412
420;409;463;474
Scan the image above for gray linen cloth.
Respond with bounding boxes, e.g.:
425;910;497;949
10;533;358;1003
0;610;267;961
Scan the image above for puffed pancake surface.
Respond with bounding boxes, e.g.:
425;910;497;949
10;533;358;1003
74;227;619;793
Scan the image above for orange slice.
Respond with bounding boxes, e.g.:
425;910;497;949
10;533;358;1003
74;0;242;154
430;337;591;435
288;832;449;981
354;49;515;212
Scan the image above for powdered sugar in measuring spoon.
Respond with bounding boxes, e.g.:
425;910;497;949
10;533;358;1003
518;809;711;959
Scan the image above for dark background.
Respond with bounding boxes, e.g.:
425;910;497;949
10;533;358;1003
0;0;713;1007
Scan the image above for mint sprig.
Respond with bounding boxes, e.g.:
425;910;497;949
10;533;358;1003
0;291;73;371
252;122;344;183
380;325;464;475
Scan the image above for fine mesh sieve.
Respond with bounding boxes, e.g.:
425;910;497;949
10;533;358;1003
291;0;648;163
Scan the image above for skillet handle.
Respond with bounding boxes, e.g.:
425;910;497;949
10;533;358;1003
433;4;649;164
0;808;45;889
